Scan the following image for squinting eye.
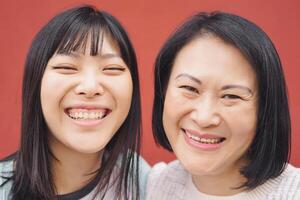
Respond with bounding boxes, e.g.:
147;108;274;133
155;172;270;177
222;94;242;100
179;85;199;93
52;66;78;73
103;66;126;71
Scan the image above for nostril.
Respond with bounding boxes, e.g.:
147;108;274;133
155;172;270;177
74;82;105;97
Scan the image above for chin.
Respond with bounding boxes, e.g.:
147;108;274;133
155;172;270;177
183;162;211;176
74;147;104;155
177;153;219;176
65;141;106;155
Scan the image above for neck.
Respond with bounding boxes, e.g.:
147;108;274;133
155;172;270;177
192;163;247;196
50;137;103;195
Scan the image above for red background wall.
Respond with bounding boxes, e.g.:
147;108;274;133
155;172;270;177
0;0;299;167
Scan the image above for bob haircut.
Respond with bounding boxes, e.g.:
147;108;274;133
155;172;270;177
1;5;141;200
152;12;291;189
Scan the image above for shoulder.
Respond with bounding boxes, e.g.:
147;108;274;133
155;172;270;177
253;163;300;199
148;160;188;182
115;154;151;188
138;155;151;185
275;164;300;194
0;160;14;200
0;160;13;184
138;155;151;200
149;160;187;180
114;154;151;200
276;164;300;189
146;160;188;200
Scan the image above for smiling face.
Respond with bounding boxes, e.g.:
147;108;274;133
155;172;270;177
40;34;133;155
163;36;258;180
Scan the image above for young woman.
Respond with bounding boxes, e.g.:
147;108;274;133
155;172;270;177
0;5;150;200
148;12;300;199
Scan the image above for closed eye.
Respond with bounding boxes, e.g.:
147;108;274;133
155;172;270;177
102;65;126;75
179;85;199;93
222;94;242;100
52;66;78;74
52;66;77;70
103;66;126;71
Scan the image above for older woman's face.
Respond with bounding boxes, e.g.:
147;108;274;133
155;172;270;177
163;36;258;178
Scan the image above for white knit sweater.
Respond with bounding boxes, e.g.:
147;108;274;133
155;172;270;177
146;160;300;200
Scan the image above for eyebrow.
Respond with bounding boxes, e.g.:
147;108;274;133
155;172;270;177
100;53;122;59
221;85;253;94
175;73;202;84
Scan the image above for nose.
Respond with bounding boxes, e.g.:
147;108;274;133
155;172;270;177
74;71;104;98
190;95;221;128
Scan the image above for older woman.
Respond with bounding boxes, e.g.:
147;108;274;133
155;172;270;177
147;12;300;199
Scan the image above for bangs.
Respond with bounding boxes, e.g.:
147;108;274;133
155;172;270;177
56;15;112;56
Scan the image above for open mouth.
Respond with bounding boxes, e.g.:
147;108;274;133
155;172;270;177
182;129;226;144
65;108;111;121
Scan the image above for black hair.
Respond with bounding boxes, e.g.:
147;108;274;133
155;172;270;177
152;12;291;189
1;5;142;200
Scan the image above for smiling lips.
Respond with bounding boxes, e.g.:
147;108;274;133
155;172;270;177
67;108;109;120
182;129;226;150
65;107;111;126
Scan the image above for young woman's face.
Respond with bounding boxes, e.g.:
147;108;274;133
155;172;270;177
163;36;258;177
40;35;133;155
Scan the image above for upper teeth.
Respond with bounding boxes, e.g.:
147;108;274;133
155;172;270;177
185;131;222;144
68;110;106;120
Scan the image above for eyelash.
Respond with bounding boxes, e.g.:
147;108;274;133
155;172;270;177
52;66;77;71
222;94;242;100
179;85;199;93
103;67;125;71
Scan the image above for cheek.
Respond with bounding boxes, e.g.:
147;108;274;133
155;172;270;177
224;104;257;146
107;74;133;113
163;88;188;140
40;73;63;137
40;73;69;110
41;73;60;111
163;89;178;128
40;73;74;130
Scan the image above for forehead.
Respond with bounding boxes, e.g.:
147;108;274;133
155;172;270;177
171;36;256;84
86;34;120;55
56;30;120;56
